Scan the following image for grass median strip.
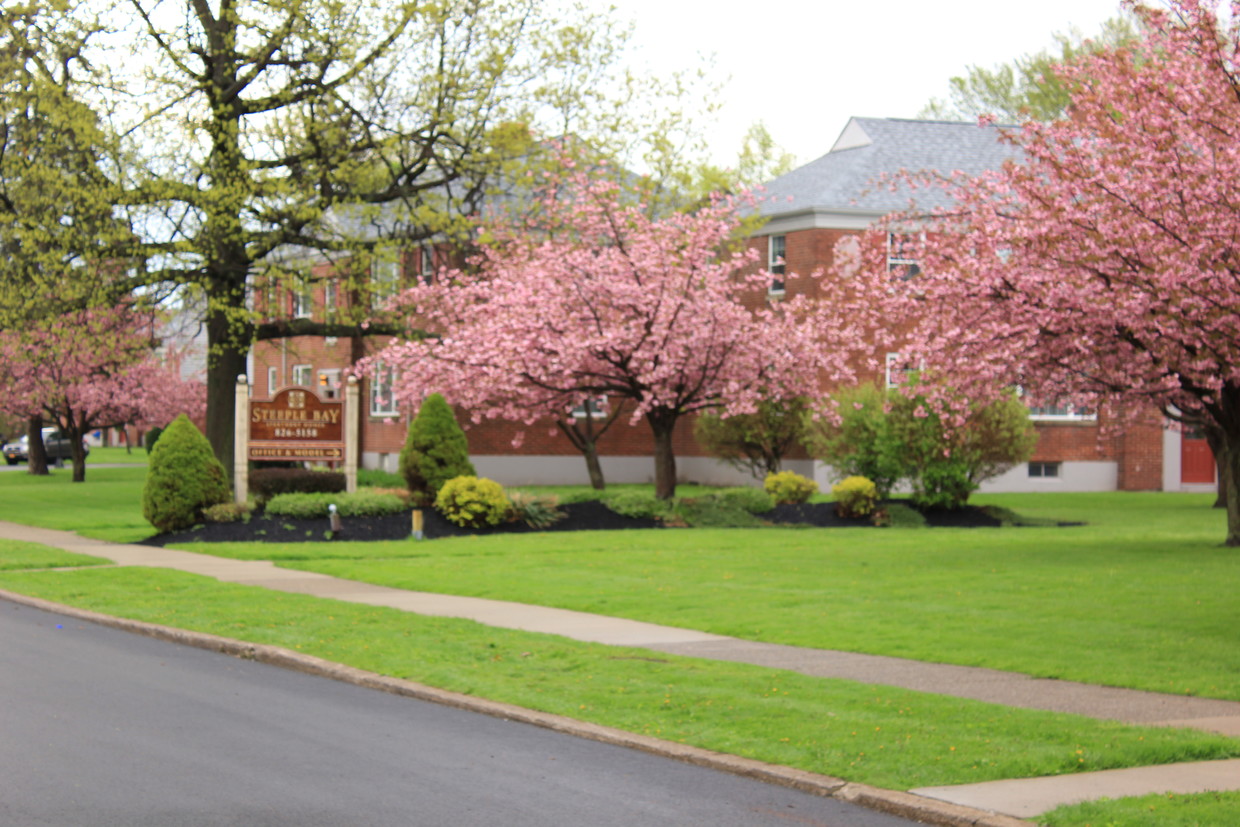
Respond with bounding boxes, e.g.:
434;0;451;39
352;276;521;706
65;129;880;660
1041;790;1240;826
2;565;1237;793
0;540;110;570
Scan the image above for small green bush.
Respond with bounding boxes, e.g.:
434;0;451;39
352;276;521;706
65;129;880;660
400;394;475;506
143;426;164;455
142;415;231;532
435;476;508;528
763;470;818;505
602;491;672;520
250;467;346;506
202;502;252;523
507;491;566;529
713;486;774;514
265;491;406;519
832;476;878;518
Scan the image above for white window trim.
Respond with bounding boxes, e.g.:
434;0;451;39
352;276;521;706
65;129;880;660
292;279;312;319
371;257;401;310
571;396;609;419
267;366;278;395
1028;460;1062;478
317;369;342;400
887;231;923;279
885;352;922;389
291;363;313;387
370;362;400;417
767;235;786;296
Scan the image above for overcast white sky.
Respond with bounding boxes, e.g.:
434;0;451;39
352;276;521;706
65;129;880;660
603;0;1128;166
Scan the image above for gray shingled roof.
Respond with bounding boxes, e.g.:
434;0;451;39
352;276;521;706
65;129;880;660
756;117;1021;221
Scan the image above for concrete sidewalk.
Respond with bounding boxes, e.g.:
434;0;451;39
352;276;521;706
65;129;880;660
5;519;1240;821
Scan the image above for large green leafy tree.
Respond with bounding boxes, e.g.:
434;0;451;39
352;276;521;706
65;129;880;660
920;15;1138;123
0;1;144;475
79;0;683;478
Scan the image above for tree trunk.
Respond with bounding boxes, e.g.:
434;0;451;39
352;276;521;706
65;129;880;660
1222;434;1240;546
1205;425;1227;508
582;442;605;490
66;422;88;483
203;271;252;484
26;415;48;476
647;411;678;500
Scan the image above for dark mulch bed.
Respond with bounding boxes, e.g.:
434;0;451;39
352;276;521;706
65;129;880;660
138;498;1049;546
139;500;661;546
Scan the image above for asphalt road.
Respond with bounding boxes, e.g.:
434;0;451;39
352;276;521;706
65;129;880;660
1;600;920;827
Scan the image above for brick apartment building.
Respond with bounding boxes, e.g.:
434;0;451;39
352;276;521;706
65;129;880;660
250;117;1216;493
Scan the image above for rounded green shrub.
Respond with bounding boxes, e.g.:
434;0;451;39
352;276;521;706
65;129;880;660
832;475;878;518
400;393;475;506
763;470;818;505
142;414;231;532
435;476;509;528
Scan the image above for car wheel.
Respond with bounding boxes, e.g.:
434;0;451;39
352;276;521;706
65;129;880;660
5;457;18;466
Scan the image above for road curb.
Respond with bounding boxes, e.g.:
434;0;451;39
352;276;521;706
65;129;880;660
1;588;1030;826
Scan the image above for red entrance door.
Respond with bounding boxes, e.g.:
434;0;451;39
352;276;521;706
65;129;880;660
1181;431;1216;484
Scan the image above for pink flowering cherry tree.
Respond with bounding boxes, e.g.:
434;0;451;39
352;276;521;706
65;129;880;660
371;171;888;499
860;0;1240;544
0;305;205;482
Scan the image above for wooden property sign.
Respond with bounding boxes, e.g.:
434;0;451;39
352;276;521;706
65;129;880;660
249;388;344;461
234;375;360;504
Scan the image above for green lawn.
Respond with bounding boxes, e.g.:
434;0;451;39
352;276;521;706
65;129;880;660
0;564;1235;793
88;445;150;465
173;491;1240;701
0;467;1237;817
0;466;152;542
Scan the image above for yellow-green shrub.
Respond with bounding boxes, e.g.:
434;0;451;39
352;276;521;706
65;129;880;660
435;476;509;528
763;470;817;505
832;475;878;518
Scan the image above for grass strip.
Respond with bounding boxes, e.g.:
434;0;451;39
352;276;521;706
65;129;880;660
177;492;1240;701
1;566;1237;793
1041;790;1240;825
0;539;110;570
0;466;151;542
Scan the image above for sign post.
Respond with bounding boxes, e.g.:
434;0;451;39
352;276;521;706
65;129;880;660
234;374;250;505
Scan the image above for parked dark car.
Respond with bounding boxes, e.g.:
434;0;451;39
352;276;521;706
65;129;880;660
2;428;89;465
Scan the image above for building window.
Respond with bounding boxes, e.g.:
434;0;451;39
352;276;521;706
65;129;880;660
267;366;278;395
1028;461;1061;478
291;279;312;319
291;364;313;387
887;232;922;280
571;396;609;419
371;257;400;310
317;369;341;400
419;245;434;285
370;362;399;416
1027;402;1096;421
768;235;786;295
885;353;919;389
324;280;338;317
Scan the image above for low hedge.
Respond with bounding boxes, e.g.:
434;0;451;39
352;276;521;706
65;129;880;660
251;468;347;505
264;490;406;519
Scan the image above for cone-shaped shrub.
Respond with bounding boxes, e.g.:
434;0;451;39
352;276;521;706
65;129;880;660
142;414;231;532
399;393;475;505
